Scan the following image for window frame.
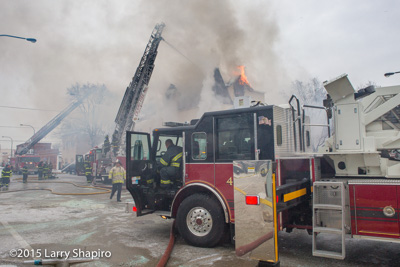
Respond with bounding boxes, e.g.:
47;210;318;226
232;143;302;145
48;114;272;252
214;113;255;162
191;132;207;160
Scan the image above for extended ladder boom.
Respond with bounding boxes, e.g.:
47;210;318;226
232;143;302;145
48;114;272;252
16;96;88;155
113;22;165;156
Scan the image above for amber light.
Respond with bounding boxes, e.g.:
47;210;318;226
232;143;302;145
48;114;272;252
246;195;260;205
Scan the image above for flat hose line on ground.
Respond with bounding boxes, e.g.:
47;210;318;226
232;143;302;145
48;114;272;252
157;220;177;267
0;178;111;195
5;177;178;266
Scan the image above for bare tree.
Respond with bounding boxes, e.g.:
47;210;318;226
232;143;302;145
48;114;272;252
289;78;326;105
65;83;108;148
284;78;328;152
357;80;379;90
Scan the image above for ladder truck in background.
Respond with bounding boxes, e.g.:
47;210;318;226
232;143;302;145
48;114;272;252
12;95;89;173
16;97;89;156
77;23;165;182
125;74;400;264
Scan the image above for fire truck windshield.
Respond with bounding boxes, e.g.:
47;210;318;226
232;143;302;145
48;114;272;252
19;157;40;163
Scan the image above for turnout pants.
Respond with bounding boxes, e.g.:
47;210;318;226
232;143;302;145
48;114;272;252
2;177;10;189
160;166;178;189
86;175;92;183
38;171;43;180
110;183;123;201
23;174;28;183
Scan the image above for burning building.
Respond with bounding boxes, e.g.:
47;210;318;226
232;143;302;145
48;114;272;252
212;66;265;106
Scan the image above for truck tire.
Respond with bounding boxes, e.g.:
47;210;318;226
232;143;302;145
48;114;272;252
176;194;225;247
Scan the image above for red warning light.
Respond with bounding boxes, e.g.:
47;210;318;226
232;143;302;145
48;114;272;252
132;206;137;212
245;195;260;205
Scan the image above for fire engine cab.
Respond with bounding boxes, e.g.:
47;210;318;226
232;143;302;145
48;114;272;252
126;74;400;264
126;94;311;244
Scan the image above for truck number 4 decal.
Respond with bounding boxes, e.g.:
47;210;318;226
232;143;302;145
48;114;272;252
226;177;233;186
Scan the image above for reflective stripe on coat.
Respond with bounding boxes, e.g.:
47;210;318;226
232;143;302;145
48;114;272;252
109;166;126;184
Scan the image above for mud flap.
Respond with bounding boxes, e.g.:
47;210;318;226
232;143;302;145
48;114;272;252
233;160;278;263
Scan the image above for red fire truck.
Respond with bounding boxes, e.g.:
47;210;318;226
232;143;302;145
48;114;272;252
76;148;104;177
11;155;41;174
126;74;400;264
76;148;126;184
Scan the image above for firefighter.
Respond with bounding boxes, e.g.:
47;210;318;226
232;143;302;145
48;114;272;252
48;162;53;179
103;135;111;156
43;162;49;180
158;139;182;189
111;134;119;155
109;160;125;202
84;161;92;183
1;164;12;190
38;161;44;180
22;165;28;183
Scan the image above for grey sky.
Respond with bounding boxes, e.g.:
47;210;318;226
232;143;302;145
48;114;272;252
1;0;399;151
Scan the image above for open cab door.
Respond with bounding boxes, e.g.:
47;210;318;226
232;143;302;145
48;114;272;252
126;131;155;216
75;155;85;176
233;160;279;265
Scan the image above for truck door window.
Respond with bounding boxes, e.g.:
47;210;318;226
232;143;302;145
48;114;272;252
130;134;150;160
276;125;282;146
216;114;254;160
192;132;207;160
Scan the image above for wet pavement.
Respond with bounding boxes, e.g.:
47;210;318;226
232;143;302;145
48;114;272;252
1;174;400;266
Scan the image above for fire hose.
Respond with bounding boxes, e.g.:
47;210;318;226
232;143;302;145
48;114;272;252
236;231;273;257
0;177;111;195
157;220;177;267
2;177;178;266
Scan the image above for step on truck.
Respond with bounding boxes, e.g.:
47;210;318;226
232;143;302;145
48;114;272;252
126;74;400;265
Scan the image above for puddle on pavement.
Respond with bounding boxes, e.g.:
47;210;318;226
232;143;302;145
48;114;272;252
59;199;106;209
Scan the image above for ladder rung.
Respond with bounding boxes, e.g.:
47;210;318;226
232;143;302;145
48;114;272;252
313;181;345;259
314;204;342;210
313;227;342;234
313;250;345;260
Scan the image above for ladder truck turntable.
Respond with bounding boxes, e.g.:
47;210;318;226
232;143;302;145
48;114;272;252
126;73;400;263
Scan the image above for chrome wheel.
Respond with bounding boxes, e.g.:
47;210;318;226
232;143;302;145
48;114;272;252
186;207;213;237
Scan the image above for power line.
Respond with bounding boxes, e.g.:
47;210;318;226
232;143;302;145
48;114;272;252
162;38;202;71
0;105;59;112
0;139;27;142
0;126;39;129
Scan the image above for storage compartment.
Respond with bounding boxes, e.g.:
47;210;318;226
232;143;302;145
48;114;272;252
349;181;400;239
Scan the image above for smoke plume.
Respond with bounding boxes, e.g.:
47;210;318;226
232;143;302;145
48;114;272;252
0;0;285;143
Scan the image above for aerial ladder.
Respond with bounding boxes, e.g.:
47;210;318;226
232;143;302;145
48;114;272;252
112;22;165;156
16;95;89;155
